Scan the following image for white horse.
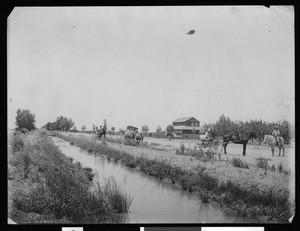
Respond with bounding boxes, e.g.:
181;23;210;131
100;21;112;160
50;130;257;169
199;133;213;143
263;135;285;156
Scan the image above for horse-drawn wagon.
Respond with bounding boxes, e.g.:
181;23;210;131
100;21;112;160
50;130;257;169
124;126;144;146
189;136;223;159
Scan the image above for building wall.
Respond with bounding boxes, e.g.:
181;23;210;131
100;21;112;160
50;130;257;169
174;129;200;135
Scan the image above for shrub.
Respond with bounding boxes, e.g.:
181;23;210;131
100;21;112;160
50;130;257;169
271;164;276;171
12;135;25;153
231;157;249;169
22;149;31;178
199;190;210;203
101;139;108;146
83;167;95;181
180;143;185;154
278;163;283;173
256;158;269;170
100;178;133;213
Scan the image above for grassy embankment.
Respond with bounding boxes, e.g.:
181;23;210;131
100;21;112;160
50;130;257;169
56;133;292;223
8;131;133;223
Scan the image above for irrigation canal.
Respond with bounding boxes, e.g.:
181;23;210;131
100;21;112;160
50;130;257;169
52;136;253;223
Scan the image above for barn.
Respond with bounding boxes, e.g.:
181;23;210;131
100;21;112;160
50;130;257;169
172;117;201;136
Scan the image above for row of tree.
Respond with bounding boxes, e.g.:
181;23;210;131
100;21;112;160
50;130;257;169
42;116;75;132
201;114;293;144
140;114;292;144
13;109;293;144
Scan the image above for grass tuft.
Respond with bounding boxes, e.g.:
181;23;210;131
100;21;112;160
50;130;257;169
100;178;133;213
231;157;249;169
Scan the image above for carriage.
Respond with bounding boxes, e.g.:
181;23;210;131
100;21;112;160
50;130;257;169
189;137;223;159
124;126;143;146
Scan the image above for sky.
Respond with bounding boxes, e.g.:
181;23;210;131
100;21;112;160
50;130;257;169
7;6;294;132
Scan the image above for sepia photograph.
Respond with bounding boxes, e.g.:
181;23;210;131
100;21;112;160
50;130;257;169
7;6;294;224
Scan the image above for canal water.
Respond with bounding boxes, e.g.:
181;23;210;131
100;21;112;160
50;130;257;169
52;137;252;223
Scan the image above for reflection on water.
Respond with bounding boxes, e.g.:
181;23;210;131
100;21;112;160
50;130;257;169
52;137;252;223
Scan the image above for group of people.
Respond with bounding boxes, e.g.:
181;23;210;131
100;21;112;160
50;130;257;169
93;124;107;139
93;124;104;133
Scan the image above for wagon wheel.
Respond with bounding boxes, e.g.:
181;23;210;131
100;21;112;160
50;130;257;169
212;140;223;154
189;140;198;150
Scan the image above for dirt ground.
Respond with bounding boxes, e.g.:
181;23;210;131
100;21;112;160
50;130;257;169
64;132;295;211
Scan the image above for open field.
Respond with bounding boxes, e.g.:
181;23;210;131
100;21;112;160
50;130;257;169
58;131;295;223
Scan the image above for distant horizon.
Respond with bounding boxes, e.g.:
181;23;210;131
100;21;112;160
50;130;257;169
7;111;295;132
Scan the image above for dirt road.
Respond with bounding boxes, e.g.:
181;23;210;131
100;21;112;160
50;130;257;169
75;133;294;174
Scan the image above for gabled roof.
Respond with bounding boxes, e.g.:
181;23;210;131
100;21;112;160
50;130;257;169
173;117;200;123
126;125;138;131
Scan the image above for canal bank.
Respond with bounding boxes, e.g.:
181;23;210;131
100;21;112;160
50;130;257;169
52;136;251;223
8;130;129;223
55;132;293;223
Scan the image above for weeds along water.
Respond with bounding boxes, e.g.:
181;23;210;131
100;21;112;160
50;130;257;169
8;131;132;223
55;133;292;223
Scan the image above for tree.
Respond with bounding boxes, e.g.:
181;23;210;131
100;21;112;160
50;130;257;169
166;125;174;134
278;119;291;144
142;125;149;134
72;126;78;132
15;109;36;131
51;116;75;132
111;126;115;132
156;125;162;133
214;114;232;136
81;125;86;132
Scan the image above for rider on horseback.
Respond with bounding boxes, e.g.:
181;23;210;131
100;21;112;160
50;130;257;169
272;126;280;145
205;127;212;141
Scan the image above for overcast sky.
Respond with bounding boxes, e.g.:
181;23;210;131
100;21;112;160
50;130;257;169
7;6;294;131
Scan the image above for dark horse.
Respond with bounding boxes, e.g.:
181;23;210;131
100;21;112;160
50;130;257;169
97;126;107;139
223;133;249;156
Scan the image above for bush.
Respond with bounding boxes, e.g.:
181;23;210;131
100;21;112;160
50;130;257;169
180;143;185;154
231;157;249;169
278;163;283;173
83;167;95;181
12;135;25;153
271;164;276;171
256;158;269;170
100;178;133;213
22;148;32;178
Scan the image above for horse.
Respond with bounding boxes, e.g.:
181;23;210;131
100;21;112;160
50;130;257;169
263;135;285;156
125;129;136;140
98;127;107;139
135;132;144;144
223;133;249;156
199;134;213;143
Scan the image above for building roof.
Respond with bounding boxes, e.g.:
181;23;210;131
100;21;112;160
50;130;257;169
173;117;200;123
126;125;138;131
173;125;201;130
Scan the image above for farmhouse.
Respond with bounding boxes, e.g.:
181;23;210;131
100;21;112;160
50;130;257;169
173;117;201;136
